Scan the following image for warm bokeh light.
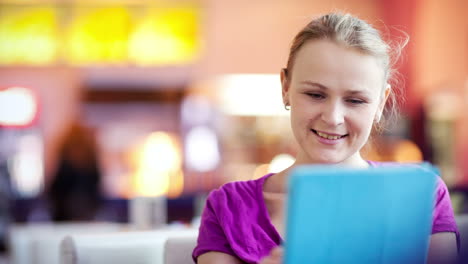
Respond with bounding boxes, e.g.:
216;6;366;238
0;86;38;127
253;164;270;179
9;133;44;197
269;153;295;173
66;6;131;64
218;74;287;116
185;126;220;172
0;3;201;65
130;132;183;197
128;7;201;65
363;138;423;163
0;6;58;64
393;140;423;163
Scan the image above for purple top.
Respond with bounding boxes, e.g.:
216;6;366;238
193;162;460;263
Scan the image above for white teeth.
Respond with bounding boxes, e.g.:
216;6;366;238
316;131;342;140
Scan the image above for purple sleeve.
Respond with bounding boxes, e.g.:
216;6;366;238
432;177;460;249
192;190;236;263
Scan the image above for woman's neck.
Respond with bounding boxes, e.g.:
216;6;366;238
294;151;370;168
264;153;369;194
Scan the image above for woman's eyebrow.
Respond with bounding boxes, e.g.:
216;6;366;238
300;80;328;89
300;80;371;96
346;90;368;95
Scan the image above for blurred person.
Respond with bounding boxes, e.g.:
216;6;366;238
47;121;102;221
193;13;459;264
0;154;11;251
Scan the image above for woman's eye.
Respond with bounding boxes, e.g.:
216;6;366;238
307;93;325;99
347;99;365;104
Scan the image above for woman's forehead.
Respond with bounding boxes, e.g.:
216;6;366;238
290;39;385;93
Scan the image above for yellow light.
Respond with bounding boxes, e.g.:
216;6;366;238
0;6;58;65
0;87;38;127
130;132;183;197
128;7;201;65
65;6;131;64
0;4;201;65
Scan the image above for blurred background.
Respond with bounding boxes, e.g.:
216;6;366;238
0;0;467;260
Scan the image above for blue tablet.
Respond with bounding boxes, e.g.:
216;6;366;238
285;165;437;264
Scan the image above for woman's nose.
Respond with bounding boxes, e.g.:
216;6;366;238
320;102;344;126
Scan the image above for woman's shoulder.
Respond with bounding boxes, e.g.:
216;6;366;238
201;174;277;243
207;173;273;204
196;173;279;263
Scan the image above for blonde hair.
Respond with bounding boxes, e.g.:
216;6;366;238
284;13;408;132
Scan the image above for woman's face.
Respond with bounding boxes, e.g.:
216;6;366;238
282;39;389;167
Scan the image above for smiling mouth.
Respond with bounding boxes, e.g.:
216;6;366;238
311;129;348;140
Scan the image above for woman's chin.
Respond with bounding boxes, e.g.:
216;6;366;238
303;154;344;165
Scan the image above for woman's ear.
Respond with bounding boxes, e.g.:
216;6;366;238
376;84;391;122
281;68;290;105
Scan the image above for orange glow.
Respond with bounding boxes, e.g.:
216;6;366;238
393;140;423;163
363;138;423;163
166;170;184;198
129;132;183;197
253;164;270;179
0;87;38;127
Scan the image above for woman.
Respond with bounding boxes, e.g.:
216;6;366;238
48;121;102;221
193;13;459;264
